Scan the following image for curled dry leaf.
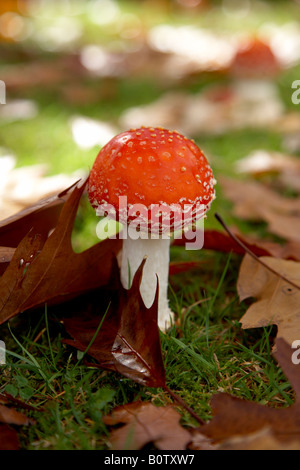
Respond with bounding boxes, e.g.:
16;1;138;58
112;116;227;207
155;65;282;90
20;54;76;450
62;258;205;426
0;181;78;275
200;338;300;447
169;260;205;276
220;176;300;243
103;401;192;451
63;258;166;388
0;179;122;325
260;209;300;244
236;149;300;174
237;254;300;345
220;176;300;221
0;400;36;450
218;427;300;450
0;180;78;248
235;150;300;194
0;404;35;426
0;247;15;275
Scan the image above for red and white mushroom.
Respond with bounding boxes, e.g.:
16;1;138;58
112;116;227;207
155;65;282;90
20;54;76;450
230;37;281;78
88;127;216;330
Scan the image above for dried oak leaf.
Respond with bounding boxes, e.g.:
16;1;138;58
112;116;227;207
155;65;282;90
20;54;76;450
0;247;15;275
200;338;300;446
63;258;166;388
0;424;20;450
218;427;300;450
0;400;36;450
259;209;300;244
0;179;122;325
0;403;35;426
220;176;300;221
0;182;78;275
169;261;205;276
237;254;300;345
220;176;300;243
235;150;300;194
0;181;77;247
103;401;192;450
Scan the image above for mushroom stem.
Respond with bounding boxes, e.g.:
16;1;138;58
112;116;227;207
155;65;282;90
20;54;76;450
120;236;174;331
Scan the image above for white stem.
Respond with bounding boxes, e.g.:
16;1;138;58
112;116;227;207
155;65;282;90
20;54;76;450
120;237;174;331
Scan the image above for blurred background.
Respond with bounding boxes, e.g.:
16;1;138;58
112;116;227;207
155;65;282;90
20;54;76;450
1;0;300;247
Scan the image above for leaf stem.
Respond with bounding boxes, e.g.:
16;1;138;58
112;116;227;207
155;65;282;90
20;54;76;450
163;384;205;425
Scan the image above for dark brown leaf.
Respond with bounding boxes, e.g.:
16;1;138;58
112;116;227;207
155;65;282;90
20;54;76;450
0;404;35;426
237;254;300;346
200;338;300;445
103;401;192;450
169;261;204;276
0;424;19;450
220;176;300;220
63;258;166;388
220;176;300;243
0;179;122;325
0;181;78;247
0;247;15;275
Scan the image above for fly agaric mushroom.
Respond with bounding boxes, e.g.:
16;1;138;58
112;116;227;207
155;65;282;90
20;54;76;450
231;37;281;78
88;127;216;330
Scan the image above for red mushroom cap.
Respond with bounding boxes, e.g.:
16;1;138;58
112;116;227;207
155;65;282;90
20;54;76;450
231;37;280;78
88;127;215;234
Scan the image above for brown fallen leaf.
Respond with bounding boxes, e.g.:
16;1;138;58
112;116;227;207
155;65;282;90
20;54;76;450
169;261;205;276
258;208;300;243
219;427;300;450
200;338;300;446
0;179;122;325
187;428;218;450
103;401;192;450
220;176;300;222
235;150;300;176
62;258;204;425
63;258;165;388
0;181;77;247
0;403;35;426
0;424;20;450
0;398;36;450
2;55;87;91
280;169;300;193
220;176;300;244
0;154;86;220
237;254;300;345
0;181;80;275
235;150;300;194
0;247;15;275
